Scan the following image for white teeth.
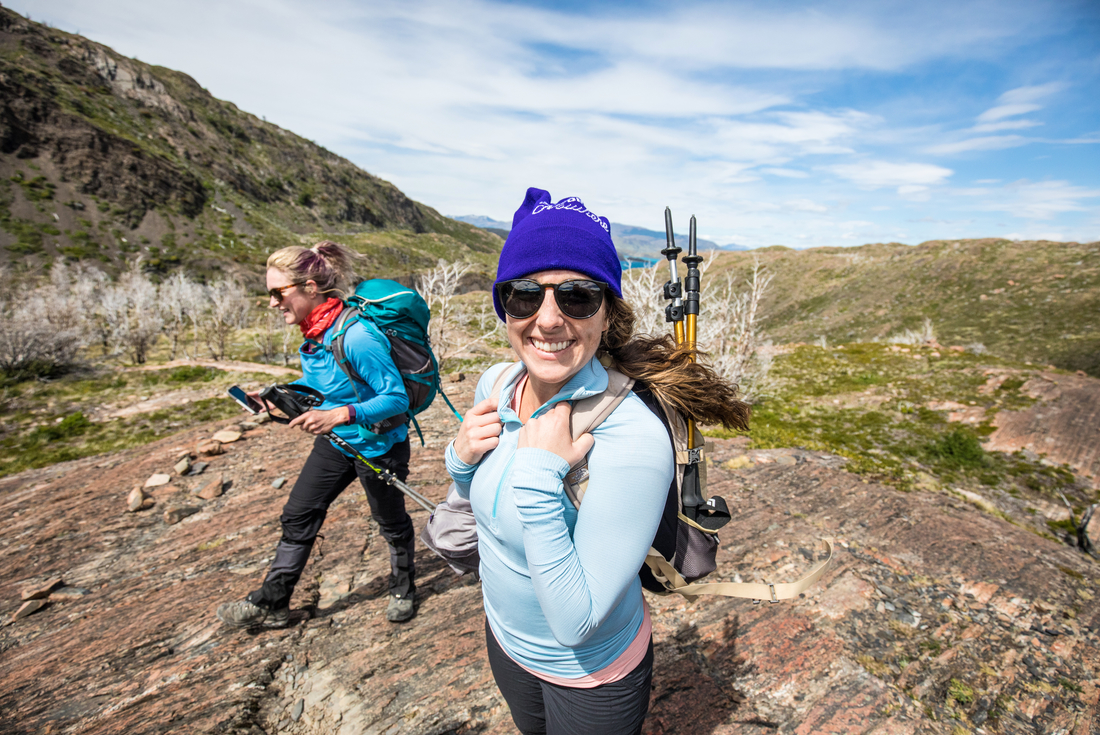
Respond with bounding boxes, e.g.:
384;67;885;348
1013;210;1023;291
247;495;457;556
532;339;572;353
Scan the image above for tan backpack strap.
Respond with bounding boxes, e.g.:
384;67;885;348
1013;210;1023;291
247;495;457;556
569;368;635;440
563;367;635;507
645;538;835;602
488;362;521;406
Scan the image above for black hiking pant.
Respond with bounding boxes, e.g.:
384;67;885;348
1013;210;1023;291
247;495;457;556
485;619;653;735
248;435;414;610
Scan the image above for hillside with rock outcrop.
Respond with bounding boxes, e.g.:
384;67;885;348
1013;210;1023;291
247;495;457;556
0;7;501;283
1;372;1098;735
706;239;1100;377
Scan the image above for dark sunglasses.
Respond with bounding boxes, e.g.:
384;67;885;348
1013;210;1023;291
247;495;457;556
496;279;608;320
268;283;304;303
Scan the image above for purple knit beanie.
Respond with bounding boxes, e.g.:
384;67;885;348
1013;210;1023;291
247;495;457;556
492;187;622;321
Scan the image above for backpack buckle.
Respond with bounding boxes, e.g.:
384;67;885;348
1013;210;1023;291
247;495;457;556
687;448;702;464
752;583;779;605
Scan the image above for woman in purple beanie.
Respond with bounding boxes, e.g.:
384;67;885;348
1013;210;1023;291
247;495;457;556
445;188;749;734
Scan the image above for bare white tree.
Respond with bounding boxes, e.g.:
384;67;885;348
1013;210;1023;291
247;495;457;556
620;260;666;338
701;260;775;400
253;308;298;365
159;271;205;360
202;277;251;360
886;317;936;346
622;255;775;401
107;261;163;364
416;260;474;363
0;263;87;377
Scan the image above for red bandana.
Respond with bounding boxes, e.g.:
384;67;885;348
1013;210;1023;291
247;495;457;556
299;298;344;340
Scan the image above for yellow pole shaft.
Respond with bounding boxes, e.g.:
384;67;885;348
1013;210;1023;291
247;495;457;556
685;313;697;449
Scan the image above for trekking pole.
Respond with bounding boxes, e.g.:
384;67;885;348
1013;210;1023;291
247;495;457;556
680;216;707;523
661;207;685;346
322;430;437;514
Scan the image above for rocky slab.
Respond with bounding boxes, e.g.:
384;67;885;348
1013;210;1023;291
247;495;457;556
0;384;1096;734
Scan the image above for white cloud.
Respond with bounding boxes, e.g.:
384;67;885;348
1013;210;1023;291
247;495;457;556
925;135;1027;155
971;119;1042;133
760;167;810;178
976;82;1064;122
981;180;1100;220
784;199;829;213
828;161;953;189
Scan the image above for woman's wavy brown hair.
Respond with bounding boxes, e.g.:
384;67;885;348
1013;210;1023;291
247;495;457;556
598;295;750;431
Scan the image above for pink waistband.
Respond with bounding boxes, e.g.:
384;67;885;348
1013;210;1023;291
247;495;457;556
497;602;652;689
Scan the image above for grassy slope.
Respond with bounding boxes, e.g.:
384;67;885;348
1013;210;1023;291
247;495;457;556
707;341;1095;542
705;238;1100;376
0;364;276;477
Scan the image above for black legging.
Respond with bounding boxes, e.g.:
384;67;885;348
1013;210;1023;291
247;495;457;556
248;435;414;610
485;619;653;735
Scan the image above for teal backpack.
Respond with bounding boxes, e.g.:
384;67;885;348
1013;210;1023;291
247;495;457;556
326;279;460;444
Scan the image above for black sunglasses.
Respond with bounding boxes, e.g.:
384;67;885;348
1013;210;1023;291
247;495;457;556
496;279;608;320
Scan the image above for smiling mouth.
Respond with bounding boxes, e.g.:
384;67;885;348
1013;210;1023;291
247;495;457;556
530;338;574;354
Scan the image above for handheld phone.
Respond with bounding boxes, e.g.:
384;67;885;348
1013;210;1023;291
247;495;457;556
227;385;263;415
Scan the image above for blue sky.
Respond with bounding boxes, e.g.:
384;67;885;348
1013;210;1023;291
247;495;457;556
15;0;1100;248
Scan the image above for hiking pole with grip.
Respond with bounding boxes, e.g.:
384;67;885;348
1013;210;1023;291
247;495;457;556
679;216;708;523
258;384;437;513
661;207;685;346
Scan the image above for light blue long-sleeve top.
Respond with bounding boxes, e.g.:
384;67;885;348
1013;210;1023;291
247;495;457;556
297;315;409;457
445;357;673;678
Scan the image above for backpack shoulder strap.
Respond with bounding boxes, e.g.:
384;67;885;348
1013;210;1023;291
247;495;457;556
568;367;635;441
487;362;520;406
563;364;635;507
327;306;367;401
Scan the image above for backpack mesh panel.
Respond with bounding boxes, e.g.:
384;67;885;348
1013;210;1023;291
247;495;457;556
675;523;718;582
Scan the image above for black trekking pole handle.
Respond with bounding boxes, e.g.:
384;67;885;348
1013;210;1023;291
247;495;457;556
661;207;685;347
680;215;708;523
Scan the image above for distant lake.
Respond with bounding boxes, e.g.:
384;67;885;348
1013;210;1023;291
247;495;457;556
619;256;660;270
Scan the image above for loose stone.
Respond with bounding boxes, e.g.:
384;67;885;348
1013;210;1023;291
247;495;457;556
12;599;47;621
144;473;171;489
127;486;146;512
21;577;63;600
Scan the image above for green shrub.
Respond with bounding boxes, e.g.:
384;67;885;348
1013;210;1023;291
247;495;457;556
926;427;986;469
30;412;92;442
168;365;223;383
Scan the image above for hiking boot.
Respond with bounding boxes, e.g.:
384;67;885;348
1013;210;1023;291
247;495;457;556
386;592;415;623
216;599;290;629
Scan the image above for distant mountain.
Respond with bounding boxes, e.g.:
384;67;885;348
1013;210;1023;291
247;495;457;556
0;8;500;282
451;215;747;259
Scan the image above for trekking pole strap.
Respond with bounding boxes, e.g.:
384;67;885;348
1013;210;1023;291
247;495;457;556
645;538;835;602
